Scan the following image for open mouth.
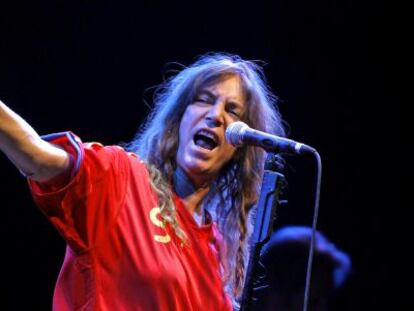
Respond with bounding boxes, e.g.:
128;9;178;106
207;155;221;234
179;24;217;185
193;129;219;151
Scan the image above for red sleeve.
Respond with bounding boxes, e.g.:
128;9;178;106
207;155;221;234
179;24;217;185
28;132;130;254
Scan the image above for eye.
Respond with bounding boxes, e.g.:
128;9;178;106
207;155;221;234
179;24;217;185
226;103;242;119
195;97;208;103
228;110;241;118
194;94;212;105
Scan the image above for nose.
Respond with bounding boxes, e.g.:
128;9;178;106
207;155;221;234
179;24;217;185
205;101;225;127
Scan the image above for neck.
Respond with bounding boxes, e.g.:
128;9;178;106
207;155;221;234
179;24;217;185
173;167;198;198
173;167;210;221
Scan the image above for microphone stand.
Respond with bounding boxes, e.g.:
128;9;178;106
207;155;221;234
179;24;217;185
239;153;285;311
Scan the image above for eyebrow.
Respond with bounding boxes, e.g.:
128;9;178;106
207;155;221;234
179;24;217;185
197;89;244;110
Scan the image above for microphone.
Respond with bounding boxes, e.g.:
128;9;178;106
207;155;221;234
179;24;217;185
225;121;316;155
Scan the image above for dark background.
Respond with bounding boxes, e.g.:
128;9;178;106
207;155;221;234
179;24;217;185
0;0;404;310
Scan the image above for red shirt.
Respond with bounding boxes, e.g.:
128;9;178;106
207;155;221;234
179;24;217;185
29;132;232;311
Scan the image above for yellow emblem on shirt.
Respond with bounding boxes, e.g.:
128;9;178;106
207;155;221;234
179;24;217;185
149;207;171;243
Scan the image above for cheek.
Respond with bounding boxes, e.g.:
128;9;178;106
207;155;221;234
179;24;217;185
178;121;185;145
221;144;237;162
178;111;193;144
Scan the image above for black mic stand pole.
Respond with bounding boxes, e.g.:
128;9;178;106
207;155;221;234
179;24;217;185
239;153;285;311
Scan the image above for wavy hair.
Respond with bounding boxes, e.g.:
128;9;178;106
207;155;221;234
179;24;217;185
127;52;285;304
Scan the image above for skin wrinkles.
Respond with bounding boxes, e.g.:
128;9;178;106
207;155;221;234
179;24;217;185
176;75;246;192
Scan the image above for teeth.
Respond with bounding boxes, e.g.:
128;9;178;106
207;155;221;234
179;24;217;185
197;130;218;143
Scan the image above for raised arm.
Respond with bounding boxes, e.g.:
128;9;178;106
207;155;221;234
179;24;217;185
0;100;71;182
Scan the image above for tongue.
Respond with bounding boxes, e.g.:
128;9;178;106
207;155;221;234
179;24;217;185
195;137;215;150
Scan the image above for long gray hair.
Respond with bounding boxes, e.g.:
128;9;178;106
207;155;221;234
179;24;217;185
128;52;285;303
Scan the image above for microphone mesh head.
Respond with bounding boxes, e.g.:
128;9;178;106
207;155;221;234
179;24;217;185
225;121;248;146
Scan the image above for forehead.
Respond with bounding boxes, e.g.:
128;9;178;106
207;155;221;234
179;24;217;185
199;75;247;102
